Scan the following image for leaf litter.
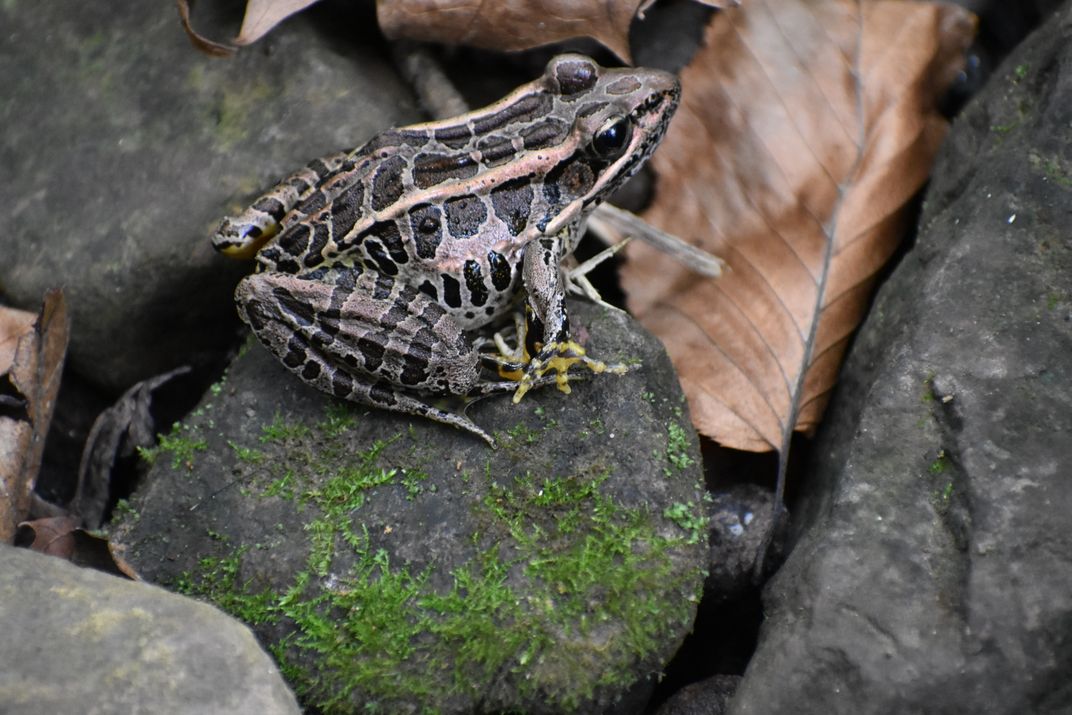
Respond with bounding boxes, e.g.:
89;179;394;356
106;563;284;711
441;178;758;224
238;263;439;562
179;0;738;59
0;290;68;543
624;0;975;463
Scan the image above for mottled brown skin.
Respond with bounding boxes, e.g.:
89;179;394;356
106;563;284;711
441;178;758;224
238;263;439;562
212;54;680;443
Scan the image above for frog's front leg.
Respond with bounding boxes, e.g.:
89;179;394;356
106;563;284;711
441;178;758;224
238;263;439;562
235;267;518;444
212;151;350;259
510;230;629;402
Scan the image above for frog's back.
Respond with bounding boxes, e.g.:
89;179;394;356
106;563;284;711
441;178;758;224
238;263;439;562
242;54;679;330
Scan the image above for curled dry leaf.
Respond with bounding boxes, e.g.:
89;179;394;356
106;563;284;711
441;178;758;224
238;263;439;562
175;0;238;56
16;517;139;579
188;0;739;58
622;0;976;453
378;0;647;61
0;290;69;543
74;366;192;530
234;0;319;46
14;515;81;558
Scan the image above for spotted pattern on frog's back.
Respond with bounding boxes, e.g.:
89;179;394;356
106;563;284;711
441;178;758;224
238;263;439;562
223;53;680;334
212;54;681;443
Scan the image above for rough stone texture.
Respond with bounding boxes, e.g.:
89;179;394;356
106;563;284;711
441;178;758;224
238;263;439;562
656;674;740;715
730;5;1072;714
0;545;299;715
111;300;709;714
704;484;779;603
0;0;416;393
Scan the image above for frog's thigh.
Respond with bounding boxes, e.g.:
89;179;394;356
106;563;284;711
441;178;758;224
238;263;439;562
235;270;500;441
237;268;483;390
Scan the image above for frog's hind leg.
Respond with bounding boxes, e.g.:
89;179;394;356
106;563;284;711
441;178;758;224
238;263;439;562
364;380;500;446
212;151;349;259
235;268;502;445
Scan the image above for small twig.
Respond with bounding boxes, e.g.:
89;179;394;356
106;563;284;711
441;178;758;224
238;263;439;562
391;42;469;120
588;204;725;278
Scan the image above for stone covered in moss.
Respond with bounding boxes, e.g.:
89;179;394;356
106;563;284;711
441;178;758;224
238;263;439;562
112;300;706;714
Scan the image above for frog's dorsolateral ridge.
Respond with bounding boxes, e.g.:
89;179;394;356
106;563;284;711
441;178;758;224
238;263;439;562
212;54;680;444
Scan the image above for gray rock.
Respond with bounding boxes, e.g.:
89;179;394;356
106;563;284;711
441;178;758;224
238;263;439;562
0;544;299;715
656;674;740;715
0;0;417;392
705;484;780;602
730;4;1072;714
110;299;709;714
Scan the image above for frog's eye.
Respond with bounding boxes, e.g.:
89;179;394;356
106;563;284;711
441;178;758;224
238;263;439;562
591;116;633;160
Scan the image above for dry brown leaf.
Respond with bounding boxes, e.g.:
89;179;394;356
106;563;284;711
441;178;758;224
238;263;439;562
175;0;238;56
190;0;743;58
184;0;645;59
14;515;81;558
622;0;975;454
0;291;69;543
74;366;192;530
15;517;139;579
378;0;647;61
234;0;320;46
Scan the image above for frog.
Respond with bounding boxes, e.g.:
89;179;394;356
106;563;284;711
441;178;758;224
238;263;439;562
212;54;680;444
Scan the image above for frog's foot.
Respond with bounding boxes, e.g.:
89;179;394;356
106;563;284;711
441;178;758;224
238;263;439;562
478;311;632;402
511;340;631;404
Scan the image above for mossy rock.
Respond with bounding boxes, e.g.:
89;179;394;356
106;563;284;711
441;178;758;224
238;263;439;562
111;300;707;714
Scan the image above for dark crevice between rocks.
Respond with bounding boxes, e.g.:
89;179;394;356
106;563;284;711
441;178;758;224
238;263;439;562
645;586;762;713
34;367;113;506
645;436;807;712
34;339;239;521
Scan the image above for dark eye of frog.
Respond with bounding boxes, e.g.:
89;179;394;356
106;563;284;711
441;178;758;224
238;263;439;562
591;115;633;160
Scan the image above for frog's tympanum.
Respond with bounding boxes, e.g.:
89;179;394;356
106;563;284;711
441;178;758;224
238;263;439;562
212;55;680;443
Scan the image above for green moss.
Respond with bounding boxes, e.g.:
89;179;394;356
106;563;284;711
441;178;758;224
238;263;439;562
665;422;696;475
228;439;264;463
921;374;936;403
930;478;956;516
501;421;543;445
178;413;703;713
929;449;949;474
318;403;359;438
663;502;708;545
399;466;431;498
138;421;207;470
1028;152;1072;189
939;481;954;501
260;412;312;444
112;499;138;521
176;546;277;626
990;120;1019;136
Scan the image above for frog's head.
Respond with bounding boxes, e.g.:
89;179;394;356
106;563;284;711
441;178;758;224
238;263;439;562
537;54;681;234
